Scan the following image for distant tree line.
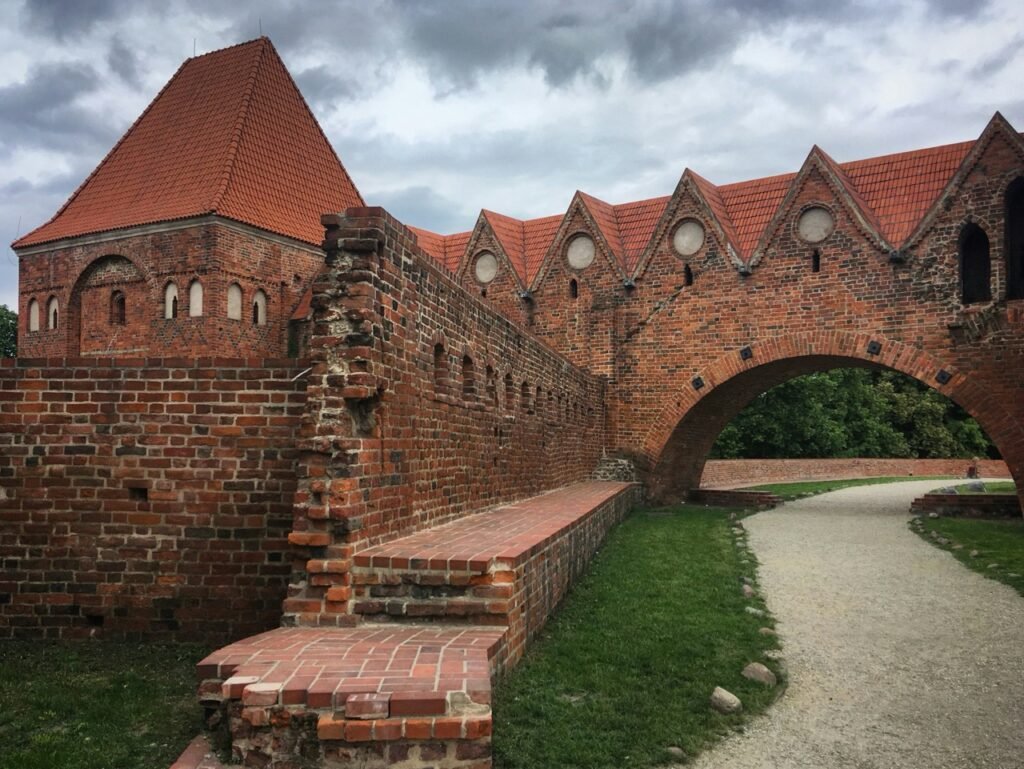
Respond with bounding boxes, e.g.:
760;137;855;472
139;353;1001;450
0;305;15;358
710;368;998;460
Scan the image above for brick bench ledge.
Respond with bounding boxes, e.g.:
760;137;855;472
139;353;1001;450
354;480;637;572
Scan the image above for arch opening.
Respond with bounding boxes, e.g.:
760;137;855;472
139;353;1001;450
647;354;1018;506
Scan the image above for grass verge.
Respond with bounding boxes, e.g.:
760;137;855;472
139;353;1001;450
493;505;782;769
912;515;1024;597
0;640;207;769
744;475;952;501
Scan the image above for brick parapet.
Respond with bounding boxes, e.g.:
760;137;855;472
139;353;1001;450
283;208;609;627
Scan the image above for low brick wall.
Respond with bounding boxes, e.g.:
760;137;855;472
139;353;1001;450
910;493;1022;519
0;357;308;642
687;489;782;510
700;458;1011;489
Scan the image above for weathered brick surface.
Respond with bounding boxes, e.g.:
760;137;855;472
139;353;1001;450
910;493;1022;519
699;458;1011;489
283;209;608;626
0;358;307;641
17;220;319;359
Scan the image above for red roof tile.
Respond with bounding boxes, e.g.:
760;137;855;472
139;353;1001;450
14;38;363;249
613;196;670;272
841;140;973;244
717;172;795;258
409;226;471;273
522;215;563;283
578;192;625;265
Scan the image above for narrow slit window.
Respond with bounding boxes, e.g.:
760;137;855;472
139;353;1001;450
569;278;579;299
164;282;178;319
111;291;126;325
684;264;694;286
252;289;267;326
811;250;821;273
47;296;59;329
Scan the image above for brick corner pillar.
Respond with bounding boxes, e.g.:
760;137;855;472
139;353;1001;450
282;209;390;628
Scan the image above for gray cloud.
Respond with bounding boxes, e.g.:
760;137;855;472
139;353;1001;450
0;62;114;154
294;65;363;110
107;36;142;87
370;185;475;234
20;0;119;40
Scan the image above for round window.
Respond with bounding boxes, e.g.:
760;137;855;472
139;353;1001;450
672;219;705;257
797;206;835;244
474;251;498;284
566;235;596;270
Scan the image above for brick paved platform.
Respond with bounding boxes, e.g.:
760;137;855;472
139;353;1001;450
197;480;642;767
354;481;636;572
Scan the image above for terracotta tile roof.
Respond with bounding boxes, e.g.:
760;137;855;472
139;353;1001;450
409;226;471;273
717;172;796;258
14;38;363;249
815;146;884;236
841;140;974;244
613;196;670;272
578;192;625;264
291;285;313;320
522;215;563;284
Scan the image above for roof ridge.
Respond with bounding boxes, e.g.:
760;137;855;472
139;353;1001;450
13;54;194;248
265;40;365;208
208;38;268;213
811;145;884;235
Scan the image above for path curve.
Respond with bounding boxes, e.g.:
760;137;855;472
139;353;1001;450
690;480;1024;769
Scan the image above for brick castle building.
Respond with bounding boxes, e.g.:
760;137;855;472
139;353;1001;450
4;37;1023;768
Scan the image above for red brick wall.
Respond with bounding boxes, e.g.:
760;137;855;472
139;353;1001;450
283;209;608;626
699;458;1012;489
516;121;1024;503
17;219;320;359
0;358;308;642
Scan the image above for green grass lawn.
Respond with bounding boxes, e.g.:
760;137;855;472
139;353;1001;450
0;641;207;769
493;505;782;769
745;475;953;501
914;515;1024;597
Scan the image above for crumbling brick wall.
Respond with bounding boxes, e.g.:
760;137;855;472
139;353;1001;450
283;209;608;626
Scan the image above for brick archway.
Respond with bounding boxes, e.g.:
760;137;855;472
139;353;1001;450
66;254;151;356
641;331;1024;504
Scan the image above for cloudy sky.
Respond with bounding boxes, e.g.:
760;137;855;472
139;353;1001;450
1;0;1022;310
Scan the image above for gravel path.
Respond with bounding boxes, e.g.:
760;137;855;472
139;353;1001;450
690;480;1024;769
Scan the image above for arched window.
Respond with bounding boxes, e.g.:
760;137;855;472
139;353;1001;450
252;289;267;326
47;296;59;329
227;283;242;320
569;278;579;299
189;280;204;317
164;282;179;319
1006;178;1024;300
684;264;694;286
433;343;447;393
960;223;991;305
462;355;476;400
110;291;126;325
27;299;39;332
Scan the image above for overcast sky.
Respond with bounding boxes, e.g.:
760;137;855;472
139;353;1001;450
2;0;1022;310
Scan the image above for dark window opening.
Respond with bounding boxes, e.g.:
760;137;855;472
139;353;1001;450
111;291;126;325
1006;177;1024;300
960;222;991;305
433;344;447;392
128;486;148;502
462;355;476;400
811;250;821;273
569;278;578;299
170;296;178;319
684;264;694;286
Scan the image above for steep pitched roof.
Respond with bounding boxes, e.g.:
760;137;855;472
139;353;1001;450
409;226;471;273
14;37;363;249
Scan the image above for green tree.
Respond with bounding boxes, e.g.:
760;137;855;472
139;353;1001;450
0;305;16;358
711;368;997;459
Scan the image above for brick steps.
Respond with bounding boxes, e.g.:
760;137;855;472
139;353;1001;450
197;625;504;768
197;481;643;767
